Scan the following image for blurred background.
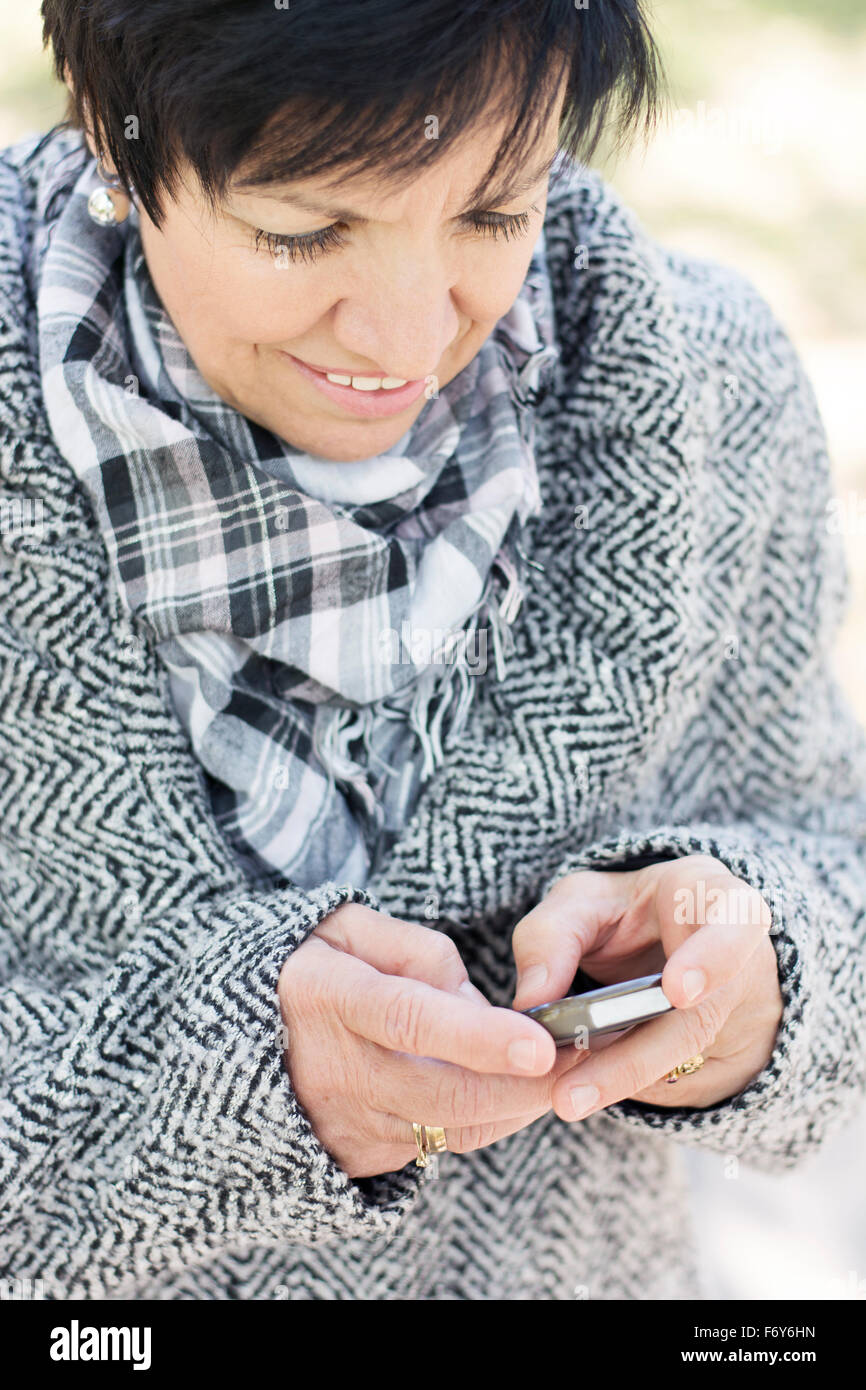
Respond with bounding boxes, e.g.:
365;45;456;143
2;0;863;1300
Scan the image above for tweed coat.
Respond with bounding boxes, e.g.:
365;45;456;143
1;127;865;1300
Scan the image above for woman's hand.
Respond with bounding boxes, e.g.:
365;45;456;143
278;902;576;1179
511;854;784;1120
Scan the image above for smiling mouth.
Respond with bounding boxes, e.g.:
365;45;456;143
292;357;417;392
280;352;430;418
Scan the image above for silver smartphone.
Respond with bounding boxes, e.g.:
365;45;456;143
522;971;673;1046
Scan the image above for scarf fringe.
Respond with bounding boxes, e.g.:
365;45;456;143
313;705;383;823
313;530;534;824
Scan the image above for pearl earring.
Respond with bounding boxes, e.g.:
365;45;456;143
87;160;132;226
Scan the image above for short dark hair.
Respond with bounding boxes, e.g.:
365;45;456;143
41;0;665;230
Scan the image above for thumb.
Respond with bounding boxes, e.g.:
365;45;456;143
511;869;639;1010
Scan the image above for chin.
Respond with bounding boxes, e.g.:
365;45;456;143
272;408;423;463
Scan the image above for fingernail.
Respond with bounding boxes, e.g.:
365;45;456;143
682;968;706;1003
516;964;548;998
508;1038;538;1073
567;1084;600;1120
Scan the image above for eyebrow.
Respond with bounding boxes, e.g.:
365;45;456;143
232;149;561;222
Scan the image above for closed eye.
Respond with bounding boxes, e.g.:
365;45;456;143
252;206;540;264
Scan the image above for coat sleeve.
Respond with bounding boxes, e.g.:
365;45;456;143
0;857;427;1298
537;294;866;1173
0;857;428;1297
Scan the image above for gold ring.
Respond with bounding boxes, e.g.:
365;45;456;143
666;1054;705;1083
424;1125;448;1155
412;1122;448;1166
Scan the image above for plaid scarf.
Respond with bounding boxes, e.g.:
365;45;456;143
34;135;560;888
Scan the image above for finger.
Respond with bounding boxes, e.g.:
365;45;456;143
367;1049;560;1127
551;1042;593;1076
654;862;773;1008
328;947;557;1076
511;870;637;1009
380;1105;552;1157
317;902;474;995
550;986;734;1121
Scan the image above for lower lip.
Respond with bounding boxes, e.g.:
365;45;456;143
281;353;429;418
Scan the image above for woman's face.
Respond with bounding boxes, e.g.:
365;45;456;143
127;96;566;463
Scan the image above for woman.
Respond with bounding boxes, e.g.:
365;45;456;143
0;0;863;1301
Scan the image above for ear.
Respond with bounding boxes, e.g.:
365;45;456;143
62;62;114;171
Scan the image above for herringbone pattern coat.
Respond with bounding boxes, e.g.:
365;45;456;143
1;130;865;1300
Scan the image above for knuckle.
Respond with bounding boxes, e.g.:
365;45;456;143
695;993;727;1042
660;853;715;892
382;986;427;1054
687;853;726;875
316;900;375;938
285;932;327;974
360;1053;390;1110
278;957;308;1016
681;1001;720;1054
658;856;735;925
295;957;333;1018
615;1056;647;1099
450;1121;500;1154
670;853;725;884
436;1066;482;1125
549;870;591;898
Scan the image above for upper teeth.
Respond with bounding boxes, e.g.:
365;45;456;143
325;373;408;391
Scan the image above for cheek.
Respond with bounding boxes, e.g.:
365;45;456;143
208;255;335;345
455;238;544;329
146;228;333;351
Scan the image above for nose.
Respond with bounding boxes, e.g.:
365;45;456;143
334;252;462;384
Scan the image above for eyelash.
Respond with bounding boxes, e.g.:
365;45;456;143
252;207;538;264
